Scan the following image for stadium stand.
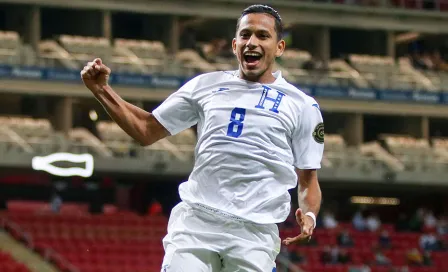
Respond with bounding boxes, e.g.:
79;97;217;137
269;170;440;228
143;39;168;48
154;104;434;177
0;250;31;272
112;38;168;75
39;34;200;76
4;201;446;272
59;35;112;64
275;50;369;89
2;206;166;272
59;37;448;91
1;203;447;272
421;70;448;92
0;229;58;272
113;38;200;76
2;114;420;179
0;116;195;164
323;134;400;181
1;2;448;270
7;114;448;181
0;117;63;155
380;135;448;181
3;29;448;93
280;219;448;272
0;30;20;66
348;55;436;91
1;30;447;181
96;121;195;162
432;138;448;157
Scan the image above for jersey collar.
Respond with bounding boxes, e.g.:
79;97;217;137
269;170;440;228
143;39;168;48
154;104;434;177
232;70;284;85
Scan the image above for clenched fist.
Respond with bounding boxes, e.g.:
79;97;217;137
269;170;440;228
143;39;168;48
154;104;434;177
80;58;111;93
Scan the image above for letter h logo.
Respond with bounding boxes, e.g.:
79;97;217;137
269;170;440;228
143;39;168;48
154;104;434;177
255;85;285;114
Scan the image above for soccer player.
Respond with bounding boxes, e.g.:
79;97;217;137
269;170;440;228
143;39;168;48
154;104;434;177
81;4;323;272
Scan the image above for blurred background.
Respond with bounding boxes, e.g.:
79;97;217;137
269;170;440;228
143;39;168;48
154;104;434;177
0;0;447;272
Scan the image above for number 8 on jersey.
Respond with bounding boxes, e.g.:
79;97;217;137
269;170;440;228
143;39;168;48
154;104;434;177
226;107;246;138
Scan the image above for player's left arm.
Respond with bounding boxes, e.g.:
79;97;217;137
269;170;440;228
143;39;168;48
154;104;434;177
283;100;324;246
282;168;321;245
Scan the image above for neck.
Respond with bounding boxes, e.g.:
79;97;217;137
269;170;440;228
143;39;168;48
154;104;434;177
238;69;276;84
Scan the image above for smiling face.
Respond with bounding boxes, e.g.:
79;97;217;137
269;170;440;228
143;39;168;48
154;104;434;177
232;13;285;84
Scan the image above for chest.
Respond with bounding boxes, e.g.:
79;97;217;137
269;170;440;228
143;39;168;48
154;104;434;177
198;85;297;138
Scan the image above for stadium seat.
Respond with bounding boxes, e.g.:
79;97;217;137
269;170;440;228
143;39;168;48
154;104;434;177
3;211;166;272
0;30;20;65
281;215;448;272
349;54;435;91
0;251;31;272
380;134;448;179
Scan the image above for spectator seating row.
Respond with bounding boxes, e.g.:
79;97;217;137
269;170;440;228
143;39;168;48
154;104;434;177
381;134;448;179
280;222;448;272
2;211;167;272
2;30;448;92
0;251;31;272
2;115;448;178
349;54;441;91
0;116;195;164
0;30;20;66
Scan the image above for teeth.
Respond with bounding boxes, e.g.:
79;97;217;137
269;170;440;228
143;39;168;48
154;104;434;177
244;52;262;57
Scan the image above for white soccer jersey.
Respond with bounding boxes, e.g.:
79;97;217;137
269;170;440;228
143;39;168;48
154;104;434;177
153;70;324;224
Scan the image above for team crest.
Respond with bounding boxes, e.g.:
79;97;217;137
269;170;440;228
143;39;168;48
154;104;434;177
312;122;324;144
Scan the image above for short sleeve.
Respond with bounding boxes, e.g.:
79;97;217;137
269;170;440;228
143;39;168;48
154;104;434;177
292;99;324;169
152;77;199;135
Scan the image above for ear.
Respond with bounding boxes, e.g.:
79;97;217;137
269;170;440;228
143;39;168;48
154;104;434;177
232;38;237;55
276;39;286;58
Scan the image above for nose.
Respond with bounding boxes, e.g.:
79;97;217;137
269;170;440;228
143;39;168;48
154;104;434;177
246;34;259;49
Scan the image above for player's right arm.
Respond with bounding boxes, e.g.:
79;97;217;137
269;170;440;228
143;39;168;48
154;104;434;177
81;58;169;146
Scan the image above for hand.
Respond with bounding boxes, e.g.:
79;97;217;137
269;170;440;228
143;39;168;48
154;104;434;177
282;208;314;246
80;58;111;93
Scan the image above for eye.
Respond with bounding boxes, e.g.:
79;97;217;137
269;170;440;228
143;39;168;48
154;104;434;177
240;33;250;39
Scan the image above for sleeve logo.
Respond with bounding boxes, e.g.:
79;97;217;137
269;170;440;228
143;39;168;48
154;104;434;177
312;122;324;144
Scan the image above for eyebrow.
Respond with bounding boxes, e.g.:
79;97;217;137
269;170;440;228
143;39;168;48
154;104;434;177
239;27;272;35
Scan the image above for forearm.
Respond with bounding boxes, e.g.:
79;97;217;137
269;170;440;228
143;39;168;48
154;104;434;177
297;169;322;216
298;181;321;216
94;85;150;145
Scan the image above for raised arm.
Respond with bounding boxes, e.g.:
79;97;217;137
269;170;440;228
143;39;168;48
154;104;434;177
81;58;169;146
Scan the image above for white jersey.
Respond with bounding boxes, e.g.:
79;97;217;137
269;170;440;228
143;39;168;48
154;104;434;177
153;70;324;224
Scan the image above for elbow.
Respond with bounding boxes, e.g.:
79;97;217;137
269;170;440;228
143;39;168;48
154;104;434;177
138;132;160;146
138;138;155;147
138;114;168;147
139;140;150;147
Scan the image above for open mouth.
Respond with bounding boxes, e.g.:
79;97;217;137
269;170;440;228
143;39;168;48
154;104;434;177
243;52;262;67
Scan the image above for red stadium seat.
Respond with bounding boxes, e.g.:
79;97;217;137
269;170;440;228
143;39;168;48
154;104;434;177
281;219;448;272
0;251;31;272
5;209;448;272
3;211;168;272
